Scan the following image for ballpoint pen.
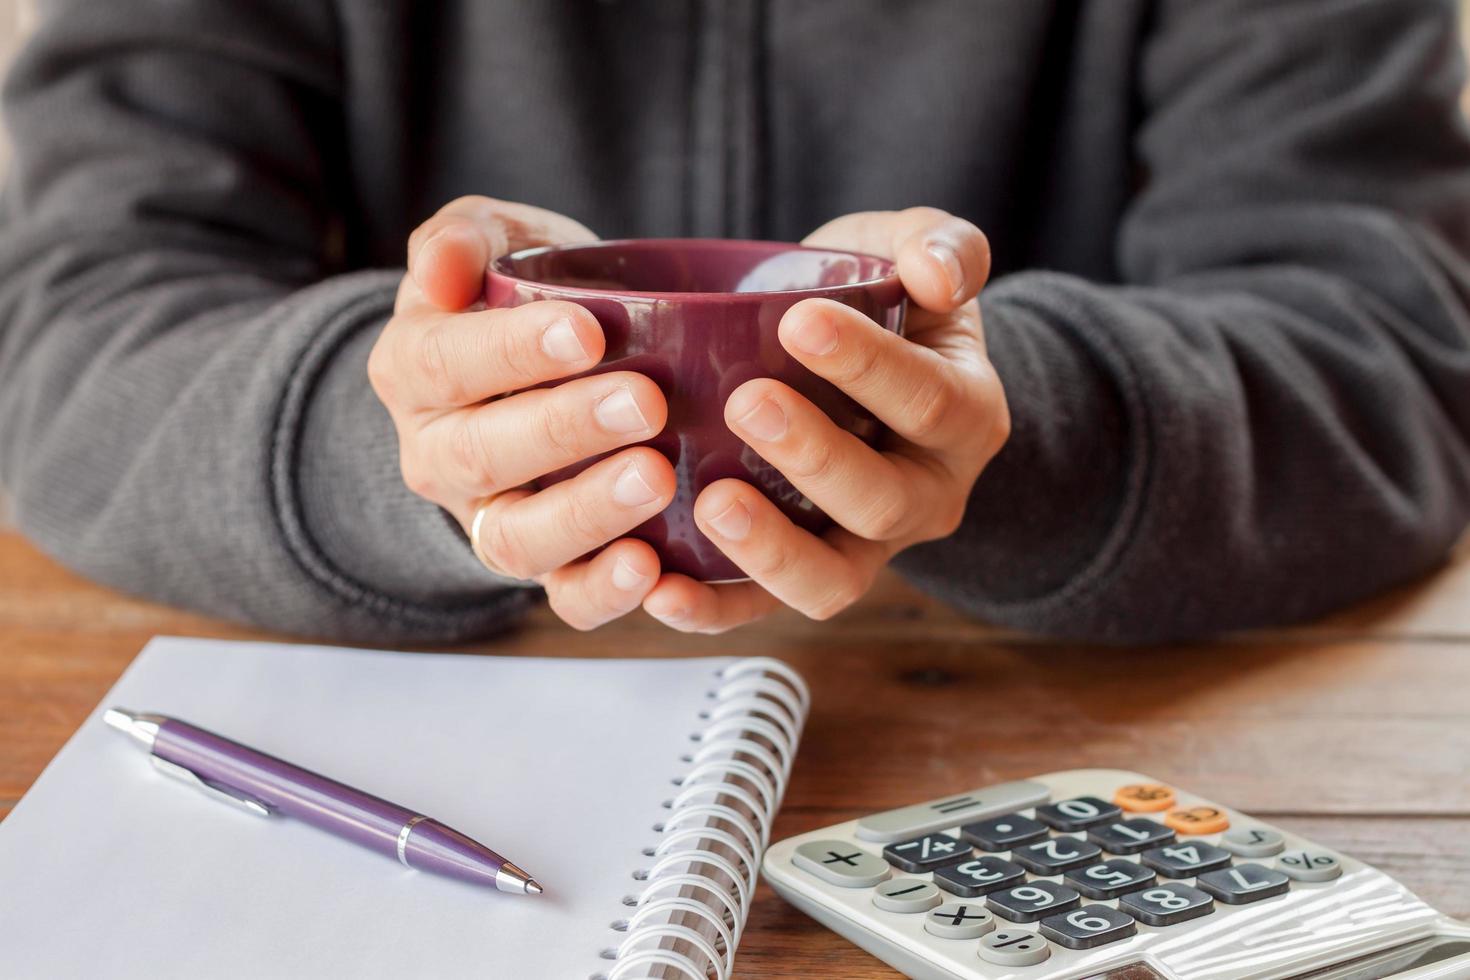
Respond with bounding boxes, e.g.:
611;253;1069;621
103;707;542;895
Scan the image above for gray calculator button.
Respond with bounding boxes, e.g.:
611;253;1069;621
1220;826;1286;858
856;781;1051;843
1065;858;1157;900
987;881;1081;923
1039;904;1138;950
883;833;970;873
924;902;997;940
1118;882;1215;926
1012;835;1102;875
1197;863;1291;904
792;840;890;887
1277;849;1343;882
1141;841;1232;878
934;856;1026;897
1088;818;1175;855
978;930;1051;966
873;877;944;913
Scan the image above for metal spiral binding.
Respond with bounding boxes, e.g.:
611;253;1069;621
596;658;809;980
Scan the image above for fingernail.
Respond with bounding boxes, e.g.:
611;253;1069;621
926;241;966;302
612;460;660;507
411;227;452;286
595;385;651;434
733;398;788;442
707;500;752;541
540;316;588;363
611;557;649;591
791;312;839;356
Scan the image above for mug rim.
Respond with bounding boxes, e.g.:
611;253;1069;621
488;237;901;301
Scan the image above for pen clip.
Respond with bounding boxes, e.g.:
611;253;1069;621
151;756;274;818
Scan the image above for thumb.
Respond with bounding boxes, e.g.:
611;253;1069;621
407;196;599;312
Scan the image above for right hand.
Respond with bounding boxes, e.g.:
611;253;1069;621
368;197;675;629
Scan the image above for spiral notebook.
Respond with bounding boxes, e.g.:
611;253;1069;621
0;637;808;979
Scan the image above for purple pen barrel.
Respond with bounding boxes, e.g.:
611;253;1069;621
105;711;536;892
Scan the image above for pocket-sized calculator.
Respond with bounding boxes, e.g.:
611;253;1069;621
762;770;1470;980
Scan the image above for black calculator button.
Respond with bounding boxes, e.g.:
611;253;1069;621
1087;818;1176;855
1140;841;1232;878
1038;904;1138;950
959;813;1048;852
1118;882;1216;926
1012;836;1102;875
1197;863;1291;904
934;856;1026;897
1065;859;1157;900
882;833;970;873
1035;797;1121;832
986;881;1081;923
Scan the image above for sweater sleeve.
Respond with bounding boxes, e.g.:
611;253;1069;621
0;0;533;641
893;0;1470;642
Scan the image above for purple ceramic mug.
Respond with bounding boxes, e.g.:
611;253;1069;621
485;238;906;582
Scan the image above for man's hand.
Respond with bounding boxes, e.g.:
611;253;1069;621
369;197;676;629
641;207;1009;632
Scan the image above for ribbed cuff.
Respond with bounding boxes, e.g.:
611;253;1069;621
281;271;535;636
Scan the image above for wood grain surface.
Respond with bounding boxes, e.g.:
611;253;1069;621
2;529;1468;977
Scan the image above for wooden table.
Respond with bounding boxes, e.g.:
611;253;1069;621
3;528;1468;976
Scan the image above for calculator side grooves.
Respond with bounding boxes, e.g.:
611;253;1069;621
593;657;811;980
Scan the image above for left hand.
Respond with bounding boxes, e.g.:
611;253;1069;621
642;207;1010;632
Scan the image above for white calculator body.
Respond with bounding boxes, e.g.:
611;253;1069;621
762;770;1470;980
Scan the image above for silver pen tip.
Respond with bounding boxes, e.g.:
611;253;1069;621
102;707;137;733
526;880;543;896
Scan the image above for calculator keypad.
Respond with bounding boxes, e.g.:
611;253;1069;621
933;856;1026;897
1038;904;1138;950
777;776;1340;976
986;881;1081;922
1011;836;1102;875
1118;882;1216;926
1064;859;1157;900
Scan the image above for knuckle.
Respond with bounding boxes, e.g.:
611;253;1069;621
366;337;397;401
806;577;861;621
536;402;585;461
833;334;883;388
856;491;909;541
482;514;535;580
399;454;438;501
449;418;500;490
750;542;798;582
561;488;614;546
416;323;467;404
909;374;958;442
786;435;838;483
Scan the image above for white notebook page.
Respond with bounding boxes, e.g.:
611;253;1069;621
0;638;734;979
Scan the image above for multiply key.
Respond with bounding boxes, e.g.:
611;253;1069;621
883;833;970;873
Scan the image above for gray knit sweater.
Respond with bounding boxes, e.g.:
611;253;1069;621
3;0;1469;644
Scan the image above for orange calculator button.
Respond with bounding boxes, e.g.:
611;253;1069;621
1114;784;1176;813
1164;805;1230;835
